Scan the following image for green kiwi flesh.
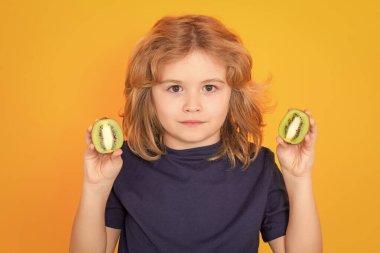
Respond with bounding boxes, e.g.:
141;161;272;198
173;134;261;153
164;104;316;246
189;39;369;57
278;109;310;144
91;117;124;154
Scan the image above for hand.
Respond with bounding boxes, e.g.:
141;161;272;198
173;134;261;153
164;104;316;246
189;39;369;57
82;121;124;185
275;108;317;179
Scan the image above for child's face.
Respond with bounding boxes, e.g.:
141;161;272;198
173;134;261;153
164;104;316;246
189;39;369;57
152;50;232;150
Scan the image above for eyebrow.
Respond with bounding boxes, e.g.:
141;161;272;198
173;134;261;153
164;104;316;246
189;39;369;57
159;78;226;85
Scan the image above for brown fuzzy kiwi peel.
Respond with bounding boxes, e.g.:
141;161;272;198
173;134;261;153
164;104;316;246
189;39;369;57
91;117;124;154
278;109;310;145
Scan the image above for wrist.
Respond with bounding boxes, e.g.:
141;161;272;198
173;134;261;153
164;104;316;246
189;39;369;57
282;169;313;184
282;171;313;197
82;181;114;198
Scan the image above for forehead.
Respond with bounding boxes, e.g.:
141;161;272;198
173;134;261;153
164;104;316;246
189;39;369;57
157;50;226;82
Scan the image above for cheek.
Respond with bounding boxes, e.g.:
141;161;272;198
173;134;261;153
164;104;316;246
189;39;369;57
155;102;176;123
210;94;230;117
152;90;171;118
217;104;230;120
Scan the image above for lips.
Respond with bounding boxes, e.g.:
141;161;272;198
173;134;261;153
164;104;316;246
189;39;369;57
180;120;204;123
180;120;205;127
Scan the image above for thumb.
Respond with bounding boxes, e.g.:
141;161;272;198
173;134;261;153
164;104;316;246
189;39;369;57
84;143;99;160
110;149;123;170
276;136;289;148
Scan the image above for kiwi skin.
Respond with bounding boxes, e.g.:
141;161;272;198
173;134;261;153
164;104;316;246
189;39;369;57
278;109;310;145
91;117;124;154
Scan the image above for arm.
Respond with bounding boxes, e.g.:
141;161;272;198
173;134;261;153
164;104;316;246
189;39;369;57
106;227;121;253
282;174;322;253
268;236;285;253
271;109;322;253
69;183;115;253
268;176;322;253
70;123;124;253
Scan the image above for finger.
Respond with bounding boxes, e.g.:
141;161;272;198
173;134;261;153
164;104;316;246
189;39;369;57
301;134;311;149
303;109;317;135
303;132;316;150
304;129;317;148
111;149;123;158
84;142;99;160
304;109;314;124
111;148;123;159
305;133;310;143
86;125;93;145
86;126;91;145
276;136;289;148
85;124;99;157
303;108;312;117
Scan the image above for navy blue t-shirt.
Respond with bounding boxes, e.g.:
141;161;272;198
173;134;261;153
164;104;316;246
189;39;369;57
105;140;289;253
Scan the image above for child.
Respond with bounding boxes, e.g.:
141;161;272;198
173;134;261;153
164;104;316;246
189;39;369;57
70;14;322;253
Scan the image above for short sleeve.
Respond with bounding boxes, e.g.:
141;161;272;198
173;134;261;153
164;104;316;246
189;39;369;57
105;186;127;229
260;150;290;242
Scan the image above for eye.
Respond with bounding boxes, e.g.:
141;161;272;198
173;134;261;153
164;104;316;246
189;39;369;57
167;85;182;93
167;84;218;93
203;84;217;92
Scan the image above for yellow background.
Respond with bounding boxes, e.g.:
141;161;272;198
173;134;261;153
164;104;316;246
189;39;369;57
1;0;379;252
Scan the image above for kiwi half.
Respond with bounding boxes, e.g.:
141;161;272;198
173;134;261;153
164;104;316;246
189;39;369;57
278;109;310;145
91;117;124;154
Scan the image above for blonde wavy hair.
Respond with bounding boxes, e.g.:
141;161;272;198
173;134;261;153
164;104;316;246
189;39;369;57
119;14;276;171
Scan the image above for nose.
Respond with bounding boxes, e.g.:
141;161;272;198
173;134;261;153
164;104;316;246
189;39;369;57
183;91;202;112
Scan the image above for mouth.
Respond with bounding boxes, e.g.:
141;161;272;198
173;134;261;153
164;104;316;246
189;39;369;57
179;120;205;126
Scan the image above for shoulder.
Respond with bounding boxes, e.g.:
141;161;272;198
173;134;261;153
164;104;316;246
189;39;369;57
120;140;140;159
113;140;144;184
117;140;141;173
121;139;155;158
259;145;276;161
238;145;276;174
119;140;155;169
121;140;131;153
251;145;278;175
253;145;275;164
260;146;281;176
258;145;274;156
